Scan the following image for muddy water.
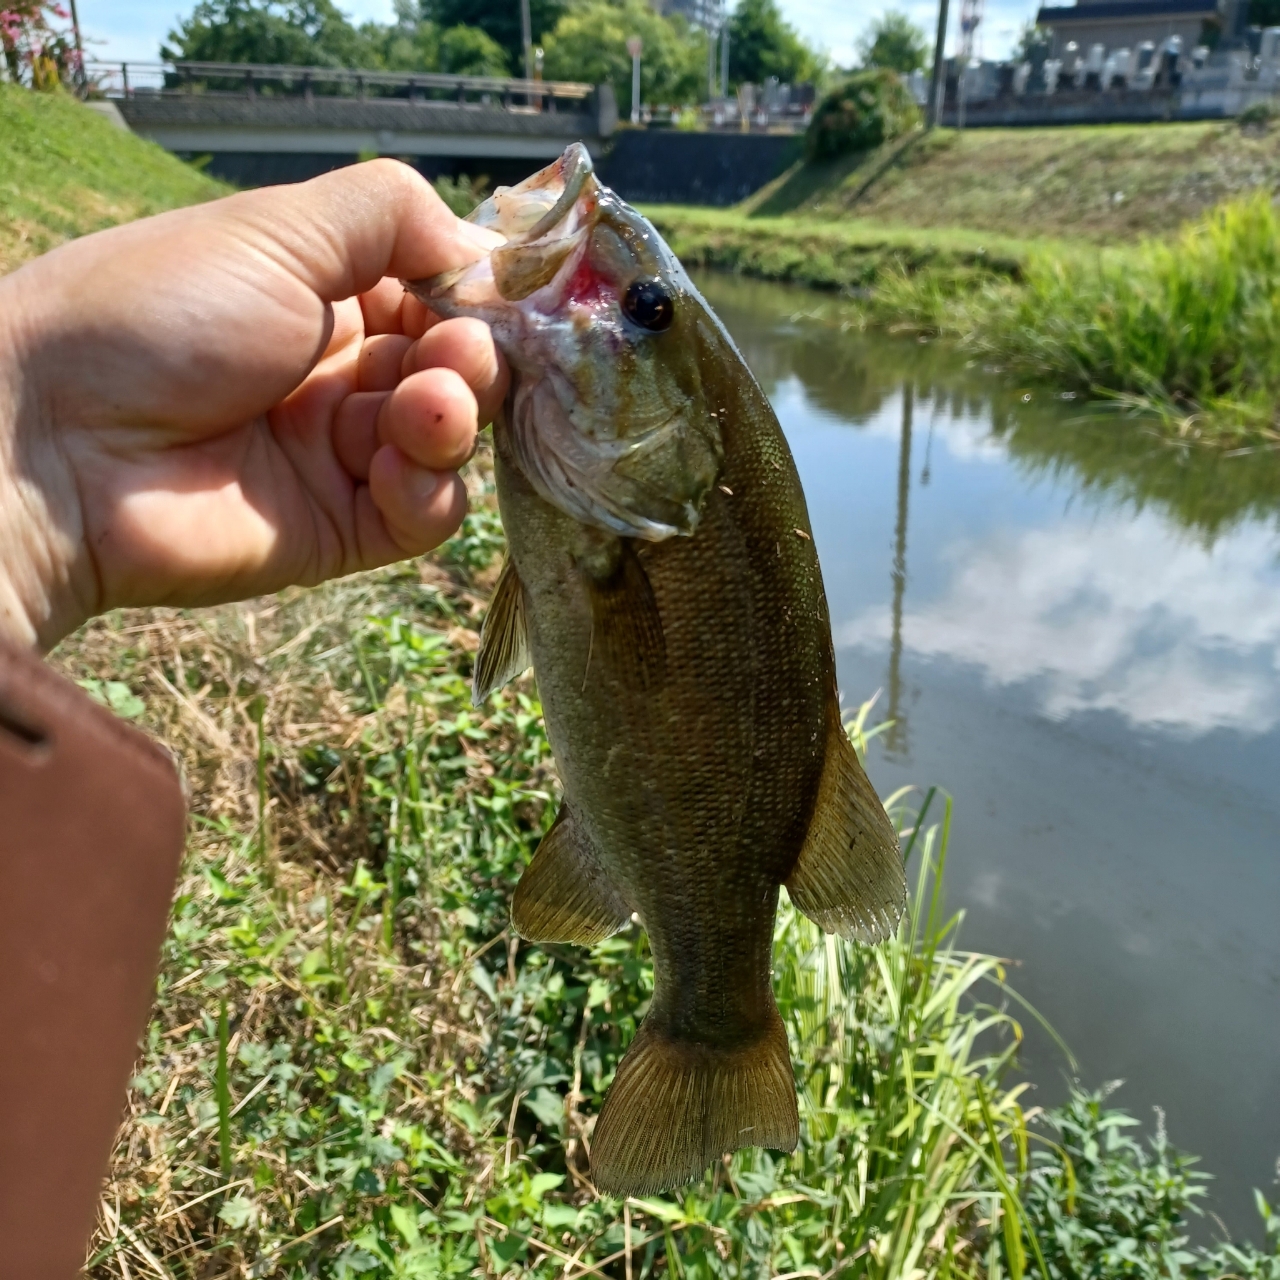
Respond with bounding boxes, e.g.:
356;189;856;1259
696;270;1280;1239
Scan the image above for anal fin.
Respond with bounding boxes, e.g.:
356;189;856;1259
512;805;632;945
473;556;531;706
786;721;906;943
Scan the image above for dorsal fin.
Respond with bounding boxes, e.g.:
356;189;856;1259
473;556;531;706
512;805;633;945
785;722;906;943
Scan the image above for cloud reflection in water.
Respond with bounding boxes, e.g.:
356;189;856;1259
839;481;1280;737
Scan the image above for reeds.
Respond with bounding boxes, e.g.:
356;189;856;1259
979;193;1280;444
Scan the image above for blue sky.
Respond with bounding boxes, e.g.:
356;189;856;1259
79;0;1036;72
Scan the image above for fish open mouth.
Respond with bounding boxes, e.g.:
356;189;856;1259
406;145;719;542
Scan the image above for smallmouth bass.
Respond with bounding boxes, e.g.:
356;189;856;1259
410;145;905;1197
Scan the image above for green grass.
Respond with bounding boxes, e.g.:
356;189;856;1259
739;121;1280;244
648;205;1041;296
0;84;229;274
974;193;1280;443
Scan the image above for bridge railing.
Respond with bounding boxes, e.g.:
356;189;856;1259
85;60;596;114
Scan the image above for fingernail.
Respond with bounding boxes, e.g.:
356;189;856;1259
456;220;505;255
408;468;441;505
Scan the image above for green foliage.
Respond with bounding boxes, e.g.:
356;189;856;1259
163;0;381;68
806;68;921;161
726;0;824;87
436;21;509;75
421;0;566;73
541;0;706;115
1013;1088;1280;1280
433;172;491;218
856;10;930;75
646;207;1018;302
979;192;1280;443
60;494;1035;1279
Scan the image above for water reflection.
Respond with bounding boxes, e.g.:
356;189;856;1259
843;511;1280;735
885;384;911;757
693;270;1280;1241
707;272;1280;544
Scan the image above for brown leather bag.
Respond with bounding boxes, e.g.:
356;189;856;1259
0;644;186;1278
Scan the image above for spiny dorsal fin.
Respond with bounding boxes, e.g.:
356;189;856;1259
590;1002;798;1197
511;805;632;945
785;721;906;944
473;556;531;707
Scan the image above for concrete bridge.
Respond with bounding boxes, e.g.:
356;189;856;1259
92;61;616;187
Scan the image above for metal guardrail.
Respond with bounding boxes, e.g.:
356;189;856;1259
85;60;595;112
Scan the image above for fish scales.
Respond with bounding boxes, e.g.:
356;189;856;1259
410;143;905;1197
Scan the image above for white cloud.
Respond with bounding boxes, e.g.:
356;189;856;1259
837;513;1280;736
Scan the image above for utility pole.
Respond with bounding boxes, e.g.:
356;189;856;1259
520;0;533;81
927;0;951;128
707;20;716;101
720;21;729;99
67;0;86;91
627;35;642;124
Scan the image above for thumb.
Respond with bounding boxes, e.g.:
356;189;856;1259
223;158;497;303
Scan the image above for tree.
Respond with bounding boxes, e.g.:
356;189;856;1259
163;0;379;67
1;0;81;87
856;10;928;74
436;22;508;74
421;0;567;74
541;0;706;114
726;0;823;88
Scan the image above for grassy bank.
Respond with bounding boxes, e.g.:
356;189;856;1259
745;121;1280;243
49;469;1280;1278
0;84;229;274
647;205;1040;295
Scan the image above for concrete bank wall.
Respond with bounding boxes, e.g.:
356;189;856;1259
598;130;802;206
165;127;801;205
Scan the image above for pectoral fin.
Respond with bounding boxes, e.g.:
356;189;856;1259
473;557;531;706
580;541;666;693
512;805;632;945
786;721;906;943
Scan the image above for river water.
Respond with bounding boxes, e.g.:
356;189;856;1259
695;270;1280;1239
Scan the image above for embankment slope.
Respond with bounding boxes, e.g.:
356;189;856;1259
0;85;229;275
745;121;1280;243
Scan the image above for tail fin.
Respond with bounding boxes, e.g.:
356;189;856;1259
590;1005;798;1198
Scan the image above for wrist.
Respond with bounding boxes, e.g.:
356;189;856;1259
0;268;90;652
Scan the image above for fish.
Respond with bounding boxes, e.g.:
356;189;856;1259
408;143;905;1198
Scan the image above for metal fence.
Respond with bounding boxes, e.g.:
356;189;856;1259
85;60;595;114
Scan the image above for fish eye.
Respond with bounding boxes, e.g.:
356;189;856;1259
621;279;674;332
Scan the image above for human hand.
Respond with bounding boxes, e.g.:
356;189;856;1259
0;159;507;650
